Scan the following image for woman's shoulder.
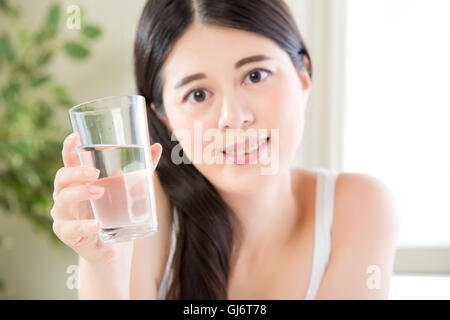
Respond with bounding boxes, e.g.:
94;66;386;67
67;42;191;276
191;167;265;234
315;170;400;298
332;171;400;237
291;167;399;247
292;167;398;223
301;168;399;240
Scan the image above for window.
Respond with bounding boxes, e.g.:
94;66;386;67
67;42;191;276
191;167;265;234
288;0;450;298
389;274;450;300
343;0;450;248
341;0;450;299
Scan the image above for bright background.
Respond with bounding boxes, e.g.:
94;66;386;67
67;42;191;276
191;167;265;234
0;0;449;299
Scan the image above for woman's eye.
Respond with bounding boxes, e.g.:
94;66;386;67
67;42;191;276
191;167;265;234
243;69;271;85
184;89;210;104
182;69;271;105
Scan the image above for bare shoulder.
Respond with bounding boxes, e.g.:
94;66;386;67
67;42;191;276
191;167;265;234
315;171;400;299
129;171;173;299
333;172;400;240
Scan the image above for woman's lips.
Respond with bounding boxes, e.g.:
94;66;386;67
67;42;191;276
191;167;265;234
222;137;261;155
222;137;269;155
223;137;270;165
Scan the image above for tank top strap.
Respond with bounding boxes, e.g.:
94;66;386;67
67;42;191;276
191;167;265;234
304;168;340;299
157;206;179;299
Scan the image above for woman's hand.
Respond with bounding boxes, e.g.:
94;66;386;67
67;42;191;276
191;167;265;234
50;132;163;266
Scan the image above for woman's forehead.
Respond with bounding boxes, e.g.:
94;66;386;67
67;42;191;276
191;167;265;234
161;23;283;82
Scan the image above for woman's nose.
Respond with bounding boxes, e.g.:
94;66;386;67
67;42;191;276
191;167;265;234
217;95;255;130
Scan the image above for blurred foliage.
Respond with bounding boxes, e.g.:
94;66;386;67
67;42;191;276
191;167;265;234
0;0;102;267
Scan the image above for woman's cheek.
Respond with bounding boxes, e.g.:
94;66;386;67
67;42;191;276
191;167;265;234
263;87;295;131
265;86;305;161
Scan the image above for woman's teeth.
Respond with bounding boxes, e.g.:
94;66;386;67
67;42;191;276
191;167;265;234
226;138;268;156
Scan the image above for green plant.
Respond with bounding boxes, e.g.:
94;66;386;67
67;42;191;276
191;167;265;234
0;0;102;253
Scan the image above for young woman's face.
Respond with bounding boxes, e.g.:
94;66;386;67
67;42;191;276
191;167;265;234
159;22;311;194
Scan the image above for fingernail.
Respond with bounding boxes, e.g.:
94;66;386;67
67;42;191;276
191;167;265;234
91;220;100;231
84;168;100;178
88;185;103;195
67;132;77;142
64;133;78;147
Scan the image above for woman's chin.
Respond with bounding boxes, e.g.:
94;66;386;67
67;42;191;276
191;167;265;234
215;169;281;195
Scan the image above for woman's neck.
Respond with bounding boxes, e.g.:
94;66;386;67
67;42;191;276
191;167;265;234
220;168;302;270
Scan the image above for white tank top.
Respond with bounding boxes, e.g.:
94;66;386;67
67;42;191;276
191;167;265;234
157;167;340;300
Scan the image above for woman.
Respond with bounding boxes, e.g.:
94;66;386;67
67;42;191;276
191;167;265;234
50;0;399;299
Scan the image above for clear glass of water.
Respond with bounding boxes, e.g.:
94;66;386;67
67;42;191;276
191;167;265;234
68;95;158;244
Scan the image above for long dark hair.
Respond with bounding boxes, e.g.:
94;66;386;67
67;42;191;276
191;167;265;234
134;0;312;299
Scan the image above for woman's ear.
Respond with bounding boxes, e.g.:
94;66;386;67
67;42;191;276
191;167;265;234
298;55;311;91
298;68;311;91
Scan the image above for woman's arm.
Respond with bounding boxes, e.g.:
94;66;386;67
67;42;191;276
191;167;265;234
78;248;134;300
77;170;172;300
129;171;173;299
315;173;400;299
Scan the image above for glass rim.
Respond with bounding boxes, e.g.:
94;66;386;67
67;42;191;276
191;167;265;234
68;94;145;115
75;143;148;151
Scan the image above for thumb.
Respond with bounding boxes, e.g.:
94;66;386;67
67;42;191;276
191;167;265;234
150;143;163;171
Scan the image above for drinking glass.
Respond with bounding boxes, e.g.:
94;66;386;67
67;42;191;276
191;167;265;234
68;95;158;244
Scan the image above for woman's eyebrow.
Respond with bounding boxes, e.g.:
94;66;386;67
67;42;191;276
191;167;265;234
174;54;272;90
